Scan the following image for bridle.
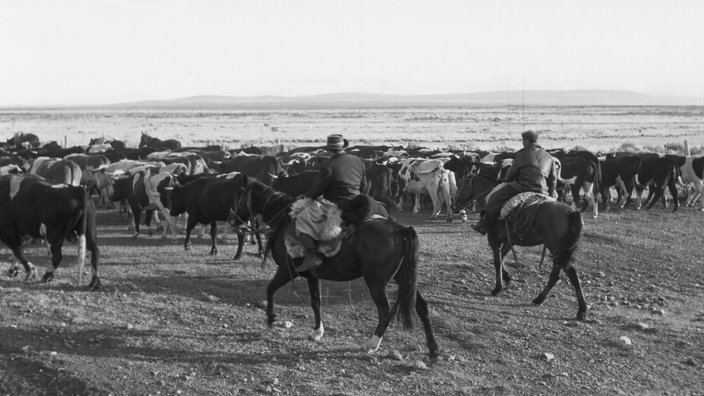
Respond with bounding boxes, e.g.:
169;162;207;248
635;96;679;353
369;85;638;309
229;184;290;233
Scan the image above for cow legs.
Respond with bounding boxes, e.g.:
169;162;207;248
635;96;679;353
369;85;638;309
86;233;101;291
183;216;199;251
208;222;218;255
42;243;63;283
233;232;245;260
9;246;38;281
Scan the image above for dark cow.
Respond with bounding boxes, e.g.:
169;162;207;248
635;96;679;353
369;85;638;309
599;156;641;210
7;132;40;149
271;169;320;197
89;137;126;150
168;173;263;260
365;163;399;211
633;156;680;212
0;174;100;289
551;150;601;218
30;157;83;186
139;132;182;151
36;145;85;158
213;155;284;186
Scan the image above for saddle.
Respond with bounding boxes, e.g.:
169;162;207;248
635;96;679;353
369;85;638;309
499;192;555;240
285;195;389;259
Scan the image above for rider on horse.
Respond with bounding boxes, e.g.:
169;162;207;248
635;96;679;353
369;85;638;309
294;134;367;272
472;130;557;235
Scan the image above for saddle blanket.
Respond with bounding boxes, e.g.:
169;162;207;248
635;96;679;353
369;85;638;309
290;197;342;241
500;192;555;220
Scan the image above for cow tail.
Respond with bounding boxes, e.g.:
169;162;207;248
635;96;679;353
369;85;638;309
393;225;419;330
76;186;89;284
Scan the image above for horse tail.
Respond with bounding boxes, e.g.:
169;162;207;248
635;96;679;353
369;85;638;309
560;210;583;264
394;225;419;330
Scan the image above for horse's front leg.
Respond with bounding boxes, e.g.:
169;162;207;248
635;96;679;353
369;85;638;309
266;266;297;328
306;277;324;341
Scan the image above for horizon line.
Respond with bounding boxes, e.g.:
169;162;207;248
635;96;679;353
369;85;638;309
3;88;704;108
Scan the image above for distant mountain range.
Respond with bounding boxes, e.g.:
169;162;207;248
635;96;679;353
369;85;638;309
6;90;704;109
106;90;704;109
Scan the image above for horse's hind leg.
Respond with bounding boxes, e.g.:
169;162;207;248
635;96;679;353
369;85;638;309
563;263;587;320
306;277;324;341
361;280;393;353
532;262;560;307
415;290;439;359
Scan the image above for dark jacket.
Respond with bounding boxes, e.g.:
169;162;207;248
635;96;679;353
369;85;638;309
306;152;367;204
504;144;556;195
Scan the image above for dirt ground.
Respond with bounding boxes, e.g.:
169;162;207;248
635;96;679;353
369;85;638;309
1;200;703;395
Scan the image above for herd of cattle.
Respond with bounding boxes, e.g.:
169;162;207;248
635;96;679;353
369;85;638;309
1;131;703;290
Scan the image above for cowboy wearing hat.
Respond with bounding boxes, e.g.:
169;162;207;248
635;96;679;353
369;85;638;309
472;130;556;234
295;134;367;272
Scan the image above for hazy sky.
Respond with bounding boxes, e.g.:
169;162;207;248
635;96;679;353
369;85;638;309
1;0;703;105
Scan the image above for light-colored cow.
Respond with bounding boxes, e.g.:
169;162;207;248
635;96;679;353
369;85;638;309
396;158;456;222
680;156;704;211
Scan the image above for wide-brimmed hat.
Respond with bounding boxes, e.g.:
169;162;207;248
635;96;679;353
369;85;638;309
521;130;539;143
326;134;349;151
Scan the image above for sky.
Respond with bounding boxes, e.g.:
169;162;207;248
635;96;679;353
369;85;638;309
1;0;703;106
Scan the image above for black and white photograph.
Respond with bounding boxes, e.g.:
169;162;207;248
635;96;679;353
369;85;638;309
1;1;703;394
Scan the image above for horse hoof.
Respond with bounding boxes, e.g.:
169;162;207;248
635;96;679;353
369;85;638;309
532;296;545;305
8;268;19;277
491;288;502;296
88;276;102;291
360;335;382;354
309;323;324;341
184;245;191;251
210;250;218;256
41;271;54;283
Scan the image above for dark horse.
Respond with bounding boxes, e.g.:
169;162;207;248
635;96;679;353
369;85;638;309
139;132;182;151
228;176;439;358
454;173;588;320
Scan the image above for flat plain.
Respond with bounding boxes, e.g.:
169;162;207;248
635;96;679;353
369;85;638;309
1;106;703;395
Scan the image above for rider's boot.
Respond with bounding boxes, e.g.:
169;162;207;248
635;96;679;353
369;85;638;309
295;233;324;272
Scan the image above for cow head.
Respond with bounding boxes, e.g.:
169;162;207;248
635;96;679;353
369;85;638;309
227;173;251;229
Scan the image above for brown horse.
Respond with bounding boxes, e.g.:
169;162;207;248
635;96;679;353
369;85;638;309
454;173;588;320
228;176;439;359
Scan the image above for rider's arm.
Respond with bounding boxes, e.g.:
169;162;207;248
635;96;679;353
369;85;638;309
305;167;332;199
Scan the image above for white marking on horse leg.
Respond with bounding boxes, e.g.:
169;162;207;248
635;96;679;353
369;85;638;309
361;335;383;353
310;322;324;341
77;234;86;285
